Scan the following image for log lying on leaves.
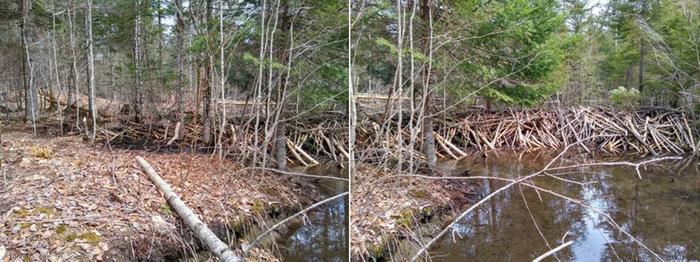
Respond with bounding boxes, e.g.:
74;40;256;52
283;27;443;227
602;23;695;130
136;156;241;262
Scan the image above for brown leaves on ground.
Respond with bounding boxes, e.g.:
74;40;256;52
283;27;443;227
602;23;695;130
0;130;316;261
350;165;476;258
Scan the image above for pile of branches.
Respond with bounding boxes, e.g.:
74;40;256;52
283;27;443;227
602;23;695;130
96;113;349;165
356;107;697;162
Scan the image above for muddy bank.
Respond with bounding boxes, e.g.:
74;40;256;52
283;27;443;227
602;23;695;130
0;125;337;261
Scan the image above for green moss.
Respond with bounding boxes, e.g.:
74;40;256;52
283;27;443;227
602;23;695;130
420;206;434;223
55;224;67;234
34;206;55;217
409;189;429;199
66;233;78;241
66;231;101;243
19;223;32;229
23;255;30;262
268;202;281;218
228;216;246;234
12;208;29;218
261;186;277;196
160;205;172;216
394;208;416;228
251;199;266;215
368;236;390;259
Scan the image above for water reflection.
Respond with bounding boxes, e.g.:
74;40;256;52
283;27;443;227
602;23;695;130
430;153;700;261
278;164;349;262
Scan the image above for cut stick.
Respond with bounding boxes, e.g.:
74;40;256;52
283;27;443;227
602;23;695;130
436;133;467;157
286;139;309;166
286;138;320;165
166;122;181;145
136;156;241;262
623;117;658;156
435;133;458;159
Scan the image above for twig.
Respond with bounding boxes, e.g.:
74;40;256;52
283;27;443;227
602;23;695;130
235;167;348;182
532;241;574;262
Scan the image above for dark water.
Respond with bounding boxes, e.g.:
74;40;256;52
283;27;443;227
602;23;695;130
429;152;700;261
277;164;349;262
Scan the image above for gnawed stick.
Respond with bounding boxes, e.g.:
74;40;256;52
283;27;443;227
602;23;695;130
623;117;658;156
436;133;467;157
286;139;309;166
435;133;458;159
286;138;319;165
166;122;181;146
136;156;241;262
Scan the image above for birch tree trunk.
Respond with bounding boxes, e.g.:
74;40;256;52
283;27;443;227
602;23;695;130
65;0;76;109
136;156;241;262
86;0;96;143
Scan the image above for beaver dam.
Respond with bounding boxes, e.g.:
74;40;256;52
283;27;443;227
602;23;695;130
354;107;697;161
103;106;695;162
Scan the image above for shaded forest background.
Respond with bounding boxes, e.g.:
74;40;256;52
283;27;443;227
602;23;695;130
0;0;699;166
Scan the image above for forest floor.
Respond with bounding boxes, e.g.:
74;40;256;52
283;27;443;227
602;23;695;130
0;122;320;262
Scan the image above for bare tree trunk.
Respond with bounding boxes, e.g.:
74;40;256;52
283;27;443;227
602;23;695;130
136;156;241;262
273;0;291;170
134;0;144;123
348;0;356;172
395;0;405;167
218;0;226;159
252;0;268;166
21;0;38;133
51;0;63;135
202;0;213;145
67;0;80;129
639;0;647;100
421;0;436;166
176;0;185;127
86;0;96;143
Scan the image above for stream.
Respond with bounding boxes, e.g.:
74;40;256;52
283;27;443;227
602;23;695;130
428;152;699;261
277;163;349;262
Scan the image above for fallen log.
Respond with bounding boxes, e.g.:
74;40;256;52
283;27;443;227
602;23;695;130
136;156;241;262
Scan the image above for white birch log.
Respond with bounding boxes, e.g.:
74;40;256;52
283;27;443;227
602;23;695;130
136;156;241;262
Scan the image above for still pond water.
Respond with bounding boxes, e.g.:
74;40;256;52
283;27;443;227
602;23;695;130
429;152;699;261
277;164;348;262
